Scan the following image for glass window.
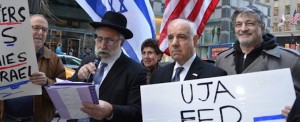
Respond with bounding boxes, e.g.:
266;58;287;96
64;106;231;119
65;57;81;66
274;7;279;16
265;0;269;3
284;21;291;31
285;5;290;15
298;3;300;12
59;56;66;64
272;23;278;32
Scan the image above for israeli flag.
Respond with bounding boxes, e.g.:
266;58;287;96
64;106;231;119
76;0;156;62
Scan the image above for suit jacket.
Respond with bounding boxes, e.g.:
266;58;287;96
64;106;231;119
150;56;227;84
69;53;146;122
287;96;300;122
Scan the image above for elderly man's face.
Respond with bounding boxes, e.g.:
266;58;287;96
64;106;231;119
30;16;48;52
167;20;197;65
94;27;122;62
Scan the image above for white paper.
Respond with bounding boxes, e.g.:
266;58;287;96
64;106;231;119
141;69;296;122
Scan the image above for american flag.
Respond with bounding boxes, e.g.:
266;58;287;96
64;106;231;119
289;9;299;25
158;0;220;55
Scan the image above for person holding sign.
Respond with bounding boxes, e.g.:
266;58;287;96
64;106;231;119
287;96;300;122
0;14;66;122
215;6;300;119
68;11;146;122
150;18;227;84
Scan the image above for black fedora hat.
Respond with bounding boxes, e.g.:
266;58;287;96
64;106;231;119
90;11;133;39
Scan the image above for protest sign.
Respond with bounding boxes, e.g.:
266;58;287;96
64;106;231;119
141;69;295;122
0;0;41;100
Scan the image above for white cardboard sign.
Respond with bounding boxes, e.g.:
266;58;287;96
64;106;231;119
141;69;296;122
0;0;41;100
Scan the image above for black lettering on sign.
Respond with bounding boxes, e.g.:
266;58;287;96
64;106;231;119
0;71;9;82
8;6;17;22
1;6;8;22
214;80;235;103
2;27;17;44
219;105;242;122
181;110;195;122
0;66;31;82
0;5;26;22
18;52;26;62
18;7;25;22
181;84;193;104
197;109;213;122
197;82;213;101
6;53;15;65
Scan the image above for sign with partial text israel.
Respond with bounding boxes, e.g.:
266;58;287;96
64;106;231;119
0;0;41;100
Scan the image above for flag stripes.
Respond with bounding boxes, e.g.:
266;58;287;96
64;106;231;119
289;9;299;25
158;0;220;55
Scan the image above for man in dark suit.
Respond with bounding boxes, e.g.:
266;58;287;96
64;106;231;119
150;18;227;84
68;11;146;122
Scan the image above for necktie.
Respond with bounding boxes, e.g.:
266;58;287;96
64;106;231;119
172;67;184;82
93;63;108;84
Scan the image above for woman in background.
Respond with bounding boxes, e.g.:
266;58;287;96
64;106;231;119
141;38;163;84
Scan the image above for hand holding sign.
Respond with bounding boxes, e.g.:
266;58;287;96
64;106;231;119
0;0;40;100
29;72;48;86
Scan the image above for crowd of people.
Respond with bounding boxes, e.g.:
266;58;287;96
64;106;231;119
2;5;299;122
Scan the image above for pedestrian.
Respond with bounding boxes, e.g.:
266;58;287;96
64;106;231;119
56;43;63;54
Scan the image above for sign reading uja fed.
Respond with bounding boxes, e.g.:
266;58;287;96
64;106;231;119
0;0;40;100
141;69;295;122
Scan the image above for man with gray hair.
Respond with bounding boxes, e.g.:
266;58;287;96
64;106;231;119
150;18;227;84
68;11;146;122
216;6;300;118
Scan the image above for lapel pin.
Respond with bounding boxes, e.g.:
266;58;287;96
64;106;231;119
192;73;198;77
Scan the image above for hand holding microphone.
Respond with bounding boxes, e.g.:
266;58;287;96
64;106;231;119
87;59;100;82
77;58;100;81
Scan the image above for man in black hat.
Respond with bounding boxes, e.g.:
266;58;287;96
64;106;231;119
68;11;146;122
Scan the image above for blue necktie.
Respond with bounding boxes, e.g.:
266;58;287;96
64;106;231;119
93;63;108;84
172;67;184;82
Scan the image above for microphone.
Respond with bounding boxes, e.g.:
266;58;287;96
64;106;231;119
87;58;100;82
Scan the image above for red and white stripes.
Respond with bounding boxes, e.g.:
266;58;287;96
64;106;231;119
289;9;299;25
158;0;220;55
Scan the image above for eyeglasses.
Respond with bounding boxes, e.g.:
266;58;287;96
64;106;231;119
32;25;48;32
95;36;119;45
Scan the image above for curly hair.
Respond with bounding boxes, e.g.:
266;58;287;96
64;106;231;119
141;38;163;55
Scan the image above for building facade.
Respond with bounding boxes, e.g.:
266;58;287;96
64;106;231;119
39;0;95;58
197;0;271;59
258;0;300;50
42;0;278;60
